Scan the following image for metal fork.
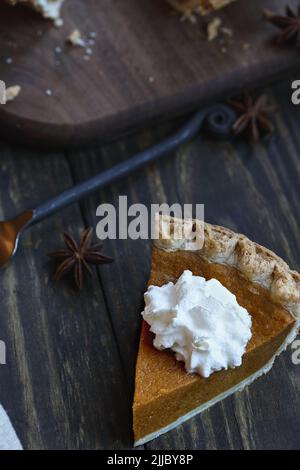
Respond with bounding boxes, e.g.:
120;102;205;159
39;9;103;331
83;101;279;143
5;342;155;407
0;104;236;267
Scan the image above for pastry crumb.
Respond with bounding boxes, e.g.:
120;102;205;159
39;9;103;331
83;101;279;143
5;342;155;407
67;29;97;61
5;57;13;65
221;26;233;37
45;89;53;96
207;17;222;41
67;29;86;47
54;17;64;28
180;10;198;24
242;42;251;50
6;85;21;102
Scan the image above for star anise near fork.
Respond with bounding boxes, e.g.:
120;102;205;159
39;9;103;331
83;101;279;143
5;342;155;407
264;5;300;47
48;227;114;289
229;94;276;143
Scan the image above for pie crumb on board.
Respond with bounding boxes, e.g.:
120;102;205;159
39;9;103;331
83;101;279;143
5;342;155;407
6;85;21;102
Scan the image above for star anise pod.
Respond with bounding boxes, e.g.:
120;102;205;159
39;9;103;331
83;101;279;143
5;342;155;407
48;227;114;289
264;5;300;47
229;94;276;143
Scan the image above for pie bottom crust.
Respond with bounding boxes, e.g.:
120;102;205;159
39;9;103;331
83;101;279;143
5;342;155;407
133;219;299;446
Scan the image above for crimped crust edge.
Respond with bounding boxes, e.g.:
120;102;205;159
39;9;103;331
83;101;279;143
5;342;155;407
154;214;300;319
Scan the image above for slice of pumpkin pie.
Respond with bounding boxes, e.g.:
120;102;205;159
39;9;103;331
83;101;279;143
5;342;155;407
133;214;300;446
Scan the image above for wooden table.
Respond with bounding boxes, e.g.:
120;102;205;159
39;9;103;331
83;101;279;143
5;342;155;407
0;75;299;450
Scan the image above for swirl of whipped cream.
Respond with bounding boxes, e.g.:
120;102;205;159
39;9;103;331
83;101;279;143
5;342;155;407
142;270;252;378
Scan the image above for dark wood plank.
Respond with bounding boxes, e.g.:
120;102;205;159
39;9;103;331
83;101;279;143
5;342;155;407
68;77;300;450
1;0;300;148
0;146;132;449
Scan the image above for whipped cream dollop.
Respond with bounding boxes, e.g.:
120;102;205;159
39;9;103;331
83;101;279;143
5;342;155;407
142;270;252;378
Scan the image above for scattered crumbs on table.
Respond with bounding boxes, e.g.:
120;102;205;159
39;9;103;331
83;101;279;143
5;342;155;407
221;26;233;37
65;29;98;61
54;18;64;28
242;42;251;50
6;85;21;102
67;29;86;47
207;17;222;41
45;89;53;96
180;10;198;24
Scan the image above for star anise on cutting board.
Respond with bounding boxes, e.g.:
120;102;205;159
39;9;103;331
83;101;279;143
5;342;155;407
48;227;114;290
229;94;276;143
264;5;300;47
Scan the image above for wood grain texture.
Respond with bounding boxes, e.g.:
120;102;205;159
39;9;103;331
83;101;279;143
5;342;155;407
0;76;299;449
1;0;300;148
0;148;132;449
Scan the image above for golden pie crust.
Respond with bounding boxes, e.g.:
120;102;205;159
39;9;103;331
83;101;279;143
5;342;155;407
133;215;300;446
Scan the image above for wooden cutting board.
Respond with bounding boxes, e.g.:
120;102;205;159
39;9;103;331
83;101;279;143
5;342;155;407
0;0;299;149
